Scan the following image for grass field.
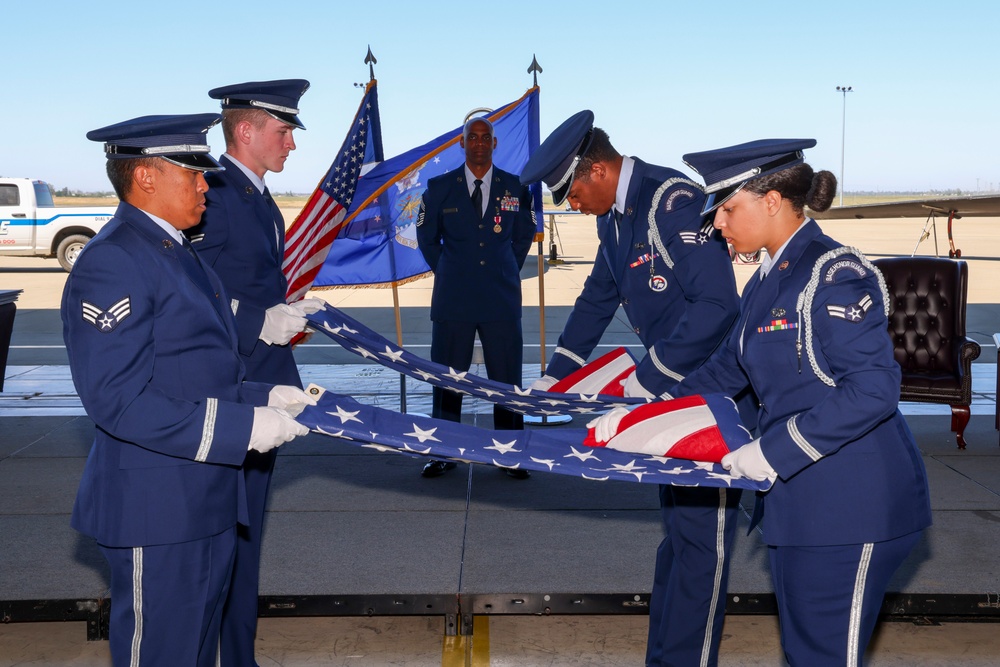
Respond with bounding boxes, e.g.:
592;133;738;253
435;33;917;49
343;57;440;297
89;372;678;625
53;192;968;211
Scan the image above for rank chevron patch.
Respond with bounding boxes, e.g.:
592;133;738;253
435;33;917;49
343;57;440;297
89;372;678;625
678;230;711;245
826;293;873;322
82;296;132;332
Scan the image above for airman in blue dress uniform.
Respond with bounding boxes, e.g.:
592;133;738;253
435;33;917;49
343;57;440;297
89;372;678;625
186;79;321;667
416;116;537;479
521;111;743;667
65;114;312;666
596;139;932;666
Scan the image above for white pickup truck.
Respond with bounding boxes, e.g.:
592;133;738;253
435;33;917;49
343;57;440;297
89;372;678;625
0;178;116;271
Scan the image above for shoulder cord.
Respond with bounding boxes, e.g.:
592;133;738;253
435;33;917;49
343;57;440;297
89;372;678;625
794;246;890;387
646;177;704;273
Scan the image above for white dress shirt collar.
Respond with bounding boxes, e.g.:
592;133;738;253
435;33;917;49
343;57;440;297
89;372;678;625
140;209;186;245
613;156;635;216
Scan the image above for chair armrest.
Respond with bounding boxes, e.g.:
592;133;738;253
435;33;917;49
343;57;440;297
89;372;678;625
959;338;982;365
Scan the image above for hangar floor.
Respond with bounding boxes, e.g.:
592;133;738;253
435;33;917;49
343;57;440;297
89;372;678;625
1;361;998;666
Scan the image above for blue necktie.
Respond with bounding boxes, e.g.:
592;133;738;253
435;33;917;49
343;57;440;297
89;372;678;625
606;209;621;254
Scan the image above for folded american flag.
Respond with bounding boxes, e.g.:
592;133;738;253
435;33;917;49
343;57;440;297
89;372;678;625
297;385;768;491
306;305;645;417
550;347;635;397
584;395;740;463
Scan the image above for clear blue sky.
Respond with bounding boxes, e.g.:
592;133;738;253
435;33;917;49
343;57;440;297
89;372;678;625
4;0;997;194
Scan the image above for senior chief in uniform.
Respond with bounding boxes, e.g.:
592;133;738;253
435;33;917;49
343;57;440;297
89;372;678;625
64;114;311;666
521;111;743;667
415;115;536;478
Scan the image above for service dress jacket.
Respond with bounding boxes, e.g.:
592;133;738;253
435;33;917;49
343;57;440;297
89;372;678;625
187;155;300;385
416;166;536;323
547;158;740;396
63;202;269;548
676;220;932;546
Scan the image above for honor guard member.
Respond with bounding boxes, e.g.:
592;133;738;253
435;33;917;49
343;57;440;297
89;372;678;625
415;115;536;478
65;114;312;666
187;79;322;667
520;111;743;667
594;139;931;667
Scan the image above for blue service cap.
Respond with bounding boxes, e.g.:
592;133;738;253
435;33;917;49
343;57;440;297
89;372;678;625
209;79;310;129
86;113;224;172
520;110;595;206
682;138;816;215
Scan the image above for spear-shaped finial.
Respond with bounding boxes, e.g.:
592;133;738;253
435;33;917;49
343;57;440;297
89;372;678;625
365;46;377;81
527;54;542;87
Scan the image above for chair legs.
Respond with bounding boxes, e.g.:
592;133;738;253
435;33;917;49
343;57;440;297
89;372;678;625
951;405;971;450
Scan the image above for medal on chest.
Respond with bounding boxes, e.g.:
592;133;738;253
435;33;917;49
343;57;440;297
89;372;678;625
641;218;669;292
647;246;667;292
494;210;502;234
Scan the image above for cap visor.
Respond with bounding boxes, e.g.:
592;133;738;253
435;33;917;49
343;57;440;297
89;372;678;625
161;153;224;172
266;110;305;130
700;183;744;216
549;172;575;207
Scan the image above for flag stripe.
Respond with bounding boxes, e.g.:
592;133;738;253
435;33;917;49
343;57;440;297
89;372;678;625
283;80;381;299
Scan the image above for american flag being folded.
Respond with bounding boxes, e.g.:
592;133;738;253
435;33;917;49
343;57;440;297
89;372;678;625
584;395;740;463
297;385;768;491
550;347;635;397
306;304;646;417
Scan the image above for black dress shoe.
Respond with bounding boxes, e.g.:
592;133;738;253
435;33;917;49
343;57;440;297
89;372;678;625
422;460;457;478
504;468;530;480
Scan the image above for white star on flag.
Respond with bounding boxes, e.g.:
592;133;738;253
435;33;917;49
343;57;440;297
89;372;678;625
379;347;406;364
485;439;520;455
351;345;378;360
444;367;472;383
565;447;601;462
405;425;440;443
328;406;363;425
530;457;558;470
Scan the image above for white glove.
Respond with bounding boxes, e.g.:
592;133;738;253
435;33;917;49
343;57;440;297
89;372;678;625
529;375;559;392
721;439;777;482
621;371;655;399
268;384;318;418
260;304;308;345
288;297;325;316
586;407;631;443
248;406;309;454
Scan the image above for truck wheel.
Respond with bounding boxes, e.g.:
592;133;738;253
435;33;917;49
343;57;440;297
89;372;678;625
57;234;92;272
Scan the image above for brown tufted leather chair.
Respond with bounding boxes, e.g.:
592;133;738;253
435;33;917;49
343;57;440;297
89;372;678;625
873;257;981;449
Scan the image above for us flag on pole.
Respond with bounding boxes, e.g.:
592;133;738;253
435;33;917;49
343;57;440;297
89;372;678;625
283;80;384;301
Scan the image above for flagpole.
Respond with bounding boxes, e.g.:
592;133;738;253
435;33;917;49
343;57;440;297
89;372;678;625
392;280;407;413
529;55;546;378
525;56;567;426
537;229;547;373
365;45;409;413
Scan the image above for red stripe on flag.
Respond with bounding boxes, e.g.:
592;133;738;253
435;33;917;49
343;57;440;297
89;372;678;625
283;191;347;301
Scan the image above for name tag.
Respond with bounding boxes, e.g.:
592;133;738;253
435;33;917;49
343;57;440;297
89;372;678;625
443;207;459;214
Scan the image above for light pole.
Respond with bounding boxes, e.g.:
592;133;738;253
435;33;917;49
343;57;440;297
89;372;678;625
836;86;853;207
